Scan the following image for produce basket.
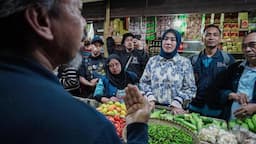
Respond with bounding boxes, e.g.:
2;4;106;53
123;118;199;144
149;118;199;144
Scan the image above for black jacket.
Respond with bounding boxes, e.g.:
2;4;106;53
0;56;148;144
107;37;149;79
190;50;235;108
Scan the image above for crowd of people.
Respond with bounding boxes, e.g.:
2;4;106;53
1;0;256;143
57;21;256;122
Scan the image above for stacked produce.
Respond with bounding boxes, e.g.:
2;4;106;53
96;102;126;138
150;110;227;132
198;125;256;143
149;123;193;144
96;101;126;118
198;126;237;144
229;114;256;133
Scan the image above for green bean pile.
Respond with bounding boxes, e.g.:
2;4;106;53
149;123;193;144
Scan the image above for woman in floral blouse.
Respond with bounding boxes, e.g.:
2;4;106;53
139;28;196;114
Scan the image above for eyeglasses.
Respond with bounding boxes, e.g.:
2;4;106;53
242;42;256;50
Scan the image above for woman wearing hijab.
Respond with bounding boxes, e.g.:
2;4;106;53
94;54;138;103
140;28;197;114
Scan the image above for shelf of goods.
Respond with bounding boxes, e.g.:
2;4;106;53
148;39;244;60
144;12;253;59
104;11;255;59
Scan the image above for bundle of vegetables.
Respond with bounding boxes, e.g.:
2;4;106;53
149;123;193;144
106;115;126;138
229;114;256;133
150;110;227;132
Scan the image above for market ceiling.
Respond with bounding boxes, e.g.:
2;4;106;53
81;0;103;3
82;0;256;19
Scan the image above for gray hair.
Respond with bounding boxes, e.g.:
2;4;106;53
0;0;57;18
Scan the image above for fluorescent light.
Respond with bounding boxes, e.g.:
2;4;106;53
174;19;182;27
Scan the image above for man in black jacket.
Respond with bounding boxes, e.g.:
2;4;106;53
0;0;150;143
107;33;149;79
188;24;235;119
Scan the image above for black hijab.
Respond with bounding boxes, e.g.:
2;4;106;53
105;54;134;89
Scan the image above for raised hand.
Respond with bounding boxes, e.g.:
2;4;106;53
123;84;150;125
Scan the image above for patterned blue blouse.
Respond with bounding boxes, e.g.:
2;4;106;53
139;54;196;108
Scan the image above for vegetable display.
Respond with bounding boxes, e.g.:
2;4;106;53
150;109;256;143
96;103;256;143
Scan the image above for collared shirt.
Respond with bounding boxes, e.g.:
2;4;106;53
230;61;256;119
140;54;196;108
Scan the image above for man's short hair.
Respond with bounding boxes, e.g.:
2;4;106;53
121;33;135;45
0;0;57;19
134;35;141;40
0;0;59;51
243;31;256;43
203;24;221;34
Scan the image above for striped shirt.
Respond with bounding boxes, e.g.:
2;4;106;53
58;65;80;95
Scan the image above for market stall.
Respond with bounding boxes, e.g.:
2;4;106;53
78;1;256;143
74;96;256;143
